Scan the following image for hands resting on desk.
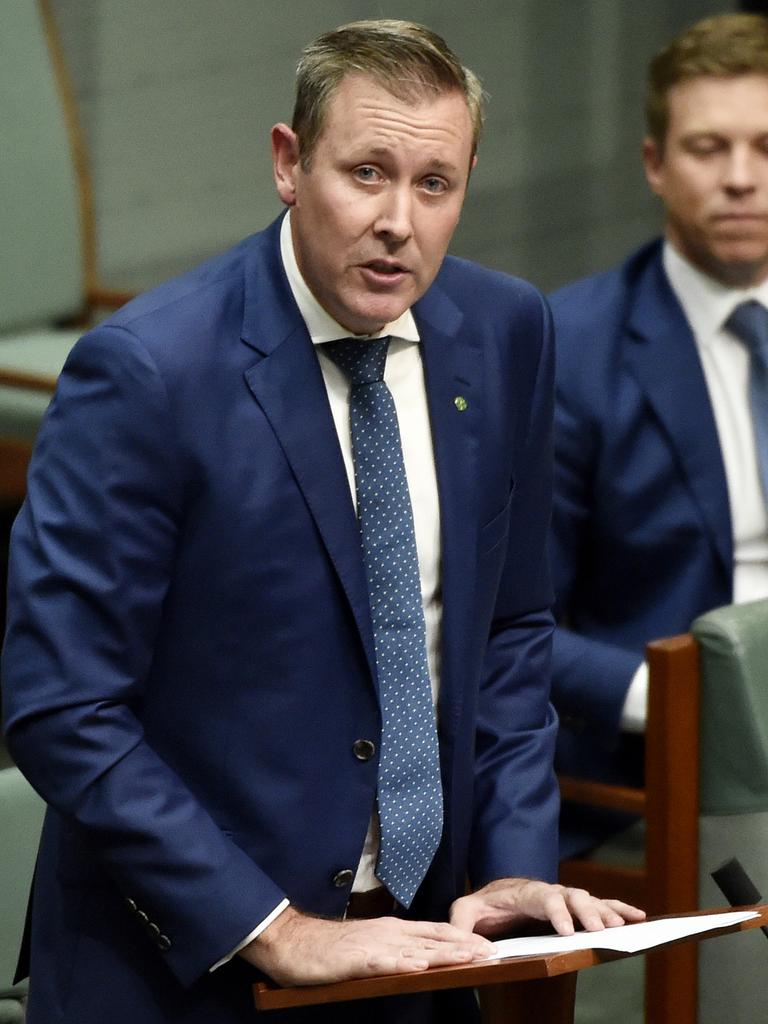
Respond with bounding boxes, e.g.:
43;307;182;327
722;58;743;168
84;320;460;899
449;877;644;938
241;879;645;987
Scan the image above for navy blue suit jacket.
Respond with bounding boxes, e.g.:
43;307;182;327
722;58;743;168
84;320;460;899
2;216;559;1023
549;240;733;853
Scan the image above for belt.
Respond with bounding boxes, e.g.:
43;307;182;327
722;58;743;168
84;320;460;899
346;887;400;919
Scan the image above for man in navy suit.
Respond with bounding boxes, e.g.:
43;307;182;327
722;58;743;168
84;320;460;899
549;13;768;856
1;19;639;1024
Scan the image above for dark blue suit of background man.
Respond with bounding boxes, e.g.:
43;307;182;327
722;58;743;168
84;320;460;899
1;19;639;1024
548;13;768;857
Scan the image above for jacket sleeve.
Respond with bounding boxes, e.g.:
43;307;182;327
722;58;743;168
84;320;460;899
1;326;286;987
549;363;642;738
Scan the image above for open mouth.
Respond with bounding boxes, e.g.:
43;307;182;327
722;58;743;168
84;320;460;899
359;260;410;287
364;260;408;275
713;213;768;224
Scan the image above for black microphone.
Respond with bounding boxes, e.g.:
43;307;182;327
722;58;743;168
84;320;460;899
711;857;768;941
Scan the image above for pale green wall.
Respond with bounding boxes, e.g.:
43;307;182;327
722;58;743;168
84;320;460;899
51;0;729;293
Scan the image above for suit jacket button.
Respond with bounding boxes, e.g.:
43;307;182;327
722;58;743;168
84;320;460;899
332;869;354;888
157;934;172;951
148;923;160;938
352;739;376;761
125;898;137;912
137;910;149;924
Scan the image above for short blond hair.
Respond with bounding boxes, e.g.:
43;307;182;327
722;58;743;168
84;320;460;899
292;19;484;168
646;13;768;147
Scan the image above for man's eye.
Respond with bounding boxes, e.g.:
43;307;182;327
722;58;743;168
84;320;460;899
422;177;447;194
355;166;379;182
685;138;723;157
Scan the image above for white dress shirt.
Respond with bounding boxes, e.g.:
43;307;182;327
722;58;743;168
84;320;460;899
621;241;768;732
213;213;443;966
279;210;443;891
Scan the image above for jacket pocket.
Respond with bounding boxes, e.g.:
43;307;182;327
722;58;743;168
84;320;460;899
478;487;514;556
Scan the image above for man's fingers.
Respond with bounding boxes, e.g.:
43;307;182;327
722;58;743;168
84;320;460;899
363;951;428;975
448;896;477;933
250;886;646;987
398;927;493;962
247;909;496;986
415;918;490;944
398;944;479;965
560;888;646;932
362;937;487;978
419;914;494;954
449;879;648;942
603;899;647;922
544;892;576;935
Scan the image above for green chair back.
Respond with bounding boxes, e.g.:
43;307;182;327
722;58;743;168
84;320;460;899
0;767;45;1012
693;599;768;1024
0;0;82;331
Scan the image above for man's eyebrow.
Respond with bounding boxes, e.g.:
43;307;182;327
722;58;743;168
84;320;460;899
351;146;461;173
420;158;461;173
679;130;726;142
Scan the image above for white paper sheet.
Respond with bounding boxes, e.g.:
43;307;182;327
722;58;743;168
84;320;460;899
486;910;759;961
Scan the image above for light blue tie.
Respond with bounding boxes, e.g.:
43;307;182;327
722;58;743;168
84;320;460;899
324;337;443;908
726;300;768;500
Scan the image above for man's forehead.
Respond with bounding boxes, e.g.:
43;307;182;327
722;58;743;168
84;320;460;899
667;72;768;123
317;73;474;158
325;72;469;121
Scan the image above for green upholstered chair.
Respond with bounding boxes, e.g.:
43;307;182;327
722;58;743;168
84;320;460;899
0;0;130;503
567;599;768;1024
0;767;46;1022
693;599;768;1024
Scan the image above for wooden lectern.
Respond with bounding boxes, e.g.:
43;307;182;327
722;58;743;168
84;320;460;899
253;905;768;1022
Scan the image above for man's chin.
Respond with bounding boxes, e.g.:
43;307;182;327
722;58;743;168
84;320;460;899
339;298;414;336
698;244;768;288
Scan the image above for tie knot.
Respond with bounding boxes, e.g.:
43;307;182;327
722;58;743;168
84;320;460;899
726;300;768;361
324;337;390;387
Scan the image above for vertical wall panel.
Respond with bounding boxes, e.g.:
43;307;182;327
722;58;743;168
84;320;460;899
50;0;729;292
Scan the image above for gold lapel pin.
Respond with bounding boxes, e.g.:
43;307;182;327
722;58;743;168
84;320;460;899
454;395;468;412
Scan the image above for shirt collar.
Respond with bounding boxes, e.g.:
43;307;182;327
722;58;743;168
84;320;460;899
279;211;420;346
663;239;768;347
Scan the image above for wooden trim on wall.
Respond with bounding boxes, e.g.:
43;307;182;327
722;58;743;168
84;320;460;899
38;0;98;297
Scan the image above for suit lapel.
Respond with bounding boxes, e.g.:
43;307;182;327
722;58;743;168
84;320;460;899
624;250;732;577
237;226;486;712
416;285;482;763
239;226;377;681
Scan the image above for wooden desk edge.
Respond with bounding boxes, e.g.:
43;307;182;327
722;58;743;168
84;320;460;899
252;903;768;1011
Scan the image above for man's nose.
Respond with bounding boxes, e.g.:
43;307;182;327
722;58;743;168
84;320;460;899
722;145;758;194
373;186;414;242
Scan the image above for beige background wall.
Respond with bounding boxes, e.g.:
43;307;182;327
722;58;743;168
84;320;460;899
51;0;728;294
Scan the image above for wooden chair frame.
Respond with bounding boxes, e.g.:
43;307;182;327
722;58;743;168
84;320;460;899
38;0;133;316
558;633;701;1023
0;2;134;507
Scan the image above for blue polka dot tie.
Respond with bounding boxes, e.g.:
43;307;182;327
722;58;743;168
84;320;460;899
324;337;443;908
726;300;768;501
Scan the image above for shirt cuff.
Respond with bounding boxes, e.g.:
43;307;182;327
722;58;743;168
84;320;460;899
620;661;648;734
208;898;291;972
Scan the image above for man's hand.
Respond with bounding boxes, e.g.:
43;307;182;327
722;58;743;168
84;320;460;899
240;906;494;986
450;878;646;939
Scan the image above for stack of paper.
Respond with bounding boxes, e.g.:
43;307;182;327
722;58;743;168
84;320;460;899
486;911;758;961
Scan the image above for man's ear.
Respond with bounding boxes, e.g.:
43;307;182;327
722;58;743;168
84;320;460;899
462;152;478;193
642;136;665;196
271;123;301;206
